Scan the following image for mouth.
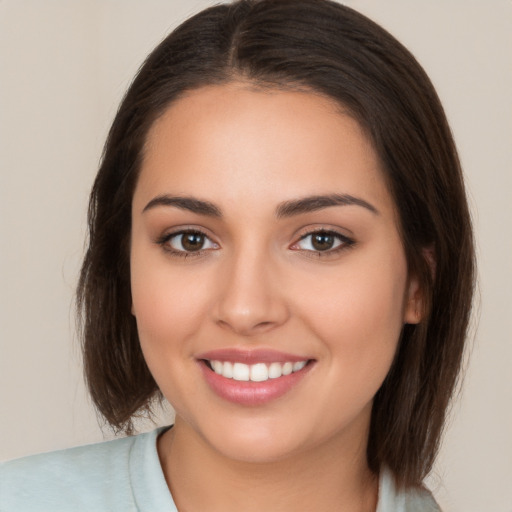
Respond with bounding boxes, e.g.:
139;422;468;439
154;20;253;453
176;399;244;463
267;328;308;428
202;359;310;382
196;349;315;406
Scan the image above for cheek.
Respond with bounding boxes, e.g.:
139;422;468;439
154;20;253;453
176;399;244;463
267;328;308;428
299;249;408;375
129;249;215;418
130;247;210;360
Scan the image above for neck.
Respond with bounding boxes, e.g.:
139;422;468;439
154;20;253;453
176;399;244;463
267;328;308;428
158;417;378;512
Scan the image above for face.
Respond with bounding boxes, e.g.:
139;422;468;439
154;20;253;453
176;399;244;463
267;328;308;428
130;83;421;464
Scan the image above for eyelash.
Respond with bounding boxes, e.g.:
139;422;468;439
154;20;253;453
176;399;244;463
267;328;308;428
156;229;218;258
156;228;355;258
291;229;355;258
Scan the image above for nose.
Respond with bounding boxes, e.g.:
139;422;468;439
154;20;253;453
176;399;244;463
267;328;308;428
213;249;290;337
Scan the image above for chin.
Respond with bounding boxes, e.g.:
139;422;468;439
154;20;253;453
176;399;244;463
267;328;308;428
190;414;309;464
213;435;304;465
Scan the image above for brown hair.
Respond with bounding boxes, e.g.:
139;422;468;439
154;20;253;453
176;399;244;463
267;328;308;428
77;0;475;488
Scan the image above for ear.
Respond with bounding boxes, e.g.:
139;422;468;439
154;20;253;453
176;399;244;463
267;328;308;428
403;246;435;325
403;274;423;324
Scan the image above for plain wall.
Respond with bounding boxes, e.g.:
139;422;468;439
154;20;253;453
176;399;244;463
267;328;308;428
1;1;511;511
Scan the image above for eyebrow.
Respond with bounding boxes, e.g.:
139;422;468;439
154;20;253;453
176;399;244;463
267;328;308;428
142;193;379;218
142;195;222;217
275;194;379;218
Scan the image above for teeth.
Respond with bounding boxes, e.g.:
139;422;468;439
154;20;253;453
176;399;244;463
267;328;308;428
293;361;306;372
232;362;250;381
268;362;282;379
282;362;293;375
211;360;223;374
250;363;268;382
223;361;233;379
209;360;308;382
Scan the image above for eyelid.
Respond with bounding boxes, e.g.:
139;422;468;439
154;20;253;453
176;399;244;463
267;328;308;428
289;227;355;255
155;227;219;257
154;225;354;258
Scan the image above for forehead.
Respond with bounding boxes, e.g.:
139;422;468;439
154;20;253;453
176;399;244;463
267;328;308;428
136;83;394;217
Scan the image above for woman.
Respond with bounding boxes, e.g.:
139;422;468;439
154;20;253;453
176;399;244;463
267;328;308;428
0;1;475;510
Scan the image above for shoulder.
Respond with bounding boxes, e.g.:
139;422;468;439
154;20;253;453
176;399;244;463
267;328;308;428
403;487;442;512
0;429;166;512
377;467;442;512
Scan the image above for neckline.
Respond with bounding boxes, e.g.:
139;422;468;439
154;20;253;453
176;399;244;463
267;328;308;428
131;426;410;512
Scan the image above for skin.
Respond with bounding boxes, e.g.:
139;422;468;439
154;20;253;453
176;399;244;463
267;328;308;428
130;83;423;512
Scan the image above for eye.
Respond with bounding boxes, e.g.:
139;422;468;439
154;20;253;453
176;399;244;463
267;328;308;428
292;230;354;253
159;230;218;254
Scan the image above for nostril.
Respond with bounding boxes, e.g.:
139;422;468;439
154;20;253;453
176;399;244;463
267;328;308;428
254;321;273;329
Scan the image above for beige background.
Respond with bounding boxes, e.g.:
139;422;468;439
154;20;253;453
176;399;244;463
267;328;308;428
1;1;511;510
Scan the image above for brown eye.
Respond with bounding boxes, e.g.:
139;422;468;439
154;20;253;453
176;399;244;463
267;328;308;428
293;230;354;254
181;232;205;251
311;232;335;251
166;230;217;253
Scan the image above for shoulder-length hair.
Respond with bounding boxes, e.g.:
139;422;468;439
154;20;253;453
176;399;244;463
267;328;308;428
77;0;475;489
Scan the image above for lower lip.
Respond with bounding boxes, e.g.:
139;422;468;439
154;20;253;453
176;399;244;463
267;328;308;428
198;361;313;406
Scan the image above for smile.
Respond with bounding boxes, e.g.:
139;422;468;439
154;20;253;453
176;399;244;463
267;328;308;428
196;349;315;406
207;360;308;382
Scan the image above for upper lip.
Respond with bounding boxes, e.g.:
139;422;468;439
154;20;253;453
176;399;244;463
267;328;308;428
196;348;313;364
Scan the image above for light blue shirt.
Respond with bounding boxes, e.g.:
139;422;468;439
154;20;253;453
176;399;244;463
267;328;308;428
0;427;440;511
